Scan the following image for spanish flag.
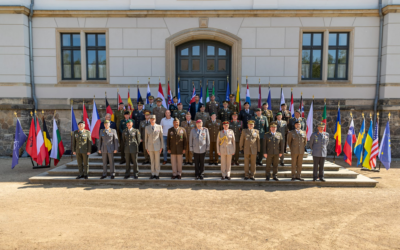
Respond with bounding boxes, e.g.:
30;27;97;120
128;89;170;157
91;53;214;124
362;121;374;170
334;104;342;156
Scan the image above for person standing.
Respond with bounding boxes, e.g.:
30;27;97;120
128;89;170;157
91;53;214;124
131;102;145;130
238;102;254;129
263;122;283;181
72;121;92;179
288;109;307;131
194;104;210;125
205;94;219;115
100;113;117;131
240;120;260;180
228;94;239;113
280;103;291;123
205;113;221;165
144;96;155;113
287;120;307;181
123;119;141;179
190;120;210;180
216;121;235;180
167;118;187;179
153;98;167;125
253;108;268;166
262;102;273;125
160;110;174;165
145;115;163;179
181;112;195;165
276;112;288;166
98;120;118;179
169;96;179;113
309;122;329;182
218;100;233;122
114;102;125;151
172;103;187;124
119;111;132;164
139;111;151;164
229;112;242;166
189;94;201;120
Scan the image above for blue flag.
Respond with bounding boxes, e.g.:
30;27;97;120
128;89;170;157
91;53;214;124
379;121;391;170
177;79;181;103
199;83;203;104
267;88;272;110
71;105;78;132
225;78;230;101
146;80;151;104
354;118;365;166
12;118;27;169
137;86;143;104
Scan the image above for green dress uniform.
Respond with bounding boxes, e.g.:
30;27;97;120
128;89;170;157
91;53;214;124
181;120;195;164
280;109;291;123
114;109;125;151
263;131;283;179
205;119;222;164
239;128;260;179
262;109;274;125
119;119;134;163
172;109;187;124
72;129;92;177
218;108;233;122
122;127;141;178
228;101;239;113
253;115;269;165
195;111;210;125
167;125;187;178
139;119;151;163
288;117;307;131
229;120;242;164
287;128;307;179
169;102;179;113
276;119;288;165
206;101;220;115
309;129;329;181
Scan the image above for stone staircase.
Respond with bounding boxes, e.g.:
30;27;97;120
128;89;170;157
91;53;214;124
29;151;378;187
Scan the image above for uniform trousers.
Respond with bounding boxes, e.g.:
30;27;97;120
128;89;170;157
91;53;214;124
171;154;183;176
209;142;218;164
149;151;161;176
185;141;193;163
193;153;206;177
220;154;232;177
313;156;325;179
142;140;150;162
281;134;288;164
163;136;168;162
232;141;240;163
77;153;89;176
257;139;265;164
266;154;279;178
244;154;257;178
291;153;304;178
120;138;126;162
101;152;115;176
125;152;138;177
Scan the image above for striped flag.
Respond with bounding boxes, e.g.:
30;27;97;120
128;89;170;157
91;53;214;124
306;100;313;141
334;104;342;156
146;79;151;104
290;90;294;117
236;79;241;110
299;94;304;118
279;87;285;111
35;119;46;165
369;119;379;169
50;119;65;166
245;77;251;105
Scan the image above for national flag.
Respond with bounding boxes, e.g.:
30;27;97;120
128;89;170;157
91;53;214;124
127;89;134;113
258;79;262;108
12;118;27;169
322;101;327;132
146;79;151;104
177;78;181;103
35;119;46;165
50;119;65;166
212;81;215;97
369;119;379;169
82;102;91;131
290;90;294;117
105;96;114;121
343;117;356;165
306;100;313;141
167;81;173;108
279;87;285;111
236;79;241;110
205;81;210;103
267;87;272;111
117;93;124;111
42;116;51;165
379;120;391;170
25;117;37;161
190;84;196;104
71;104;78;132
157;80;167;107
334;105;342;156
299;94;305;118
90;99;101;142
137;85;143;105
354;117;366;166
362;120;374;170
199;82;203;104
225;77;230;101
245;78;251;106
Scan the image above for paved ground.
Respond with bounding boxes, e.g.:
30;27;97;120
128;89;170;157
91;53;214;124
0;157;399;250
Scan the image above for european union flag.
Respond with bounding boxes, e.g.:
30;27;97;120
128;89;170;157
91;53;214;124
379;121;391;170
12;118;27;169
267;88;272;111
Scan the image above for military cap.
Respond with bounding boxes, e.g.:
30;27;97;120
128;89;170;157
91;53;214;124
295;109;301;114
294;120;301;124
199;103;204;108
222;121;230;125
232;112;238;116
173;96;178;99
137;102;143;106
276;112;282;116
210;93;215;97
270;122;277;127
149;115;156;119
248;120;255;125
210;112;216;116
104;120;110;124
318;122;326;127
244;102;250;105
144;111;151;115
78;121;85;125
178;102;183;106
223;100;229;104
281;103;286;106
127;119;134;123
124;111;130;115
119;102;124;105
156;98;162;102
255;108;261;112
173;117;180;122
262;102;268;106
229;94;235;97
196;119;203;123
148;96;154;99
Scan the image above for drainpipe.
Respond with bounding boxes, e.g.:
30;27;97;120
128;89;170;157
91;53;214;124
28;0;38;111
373;0;383;126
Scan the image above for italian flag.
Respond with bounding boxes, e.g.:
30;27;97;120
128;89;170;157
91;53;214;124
322;101;327;132
50;119;65;166
205;85;210;103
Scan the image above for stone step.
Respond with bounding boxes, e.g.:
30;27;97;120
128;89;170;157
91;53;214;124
98;152;309;158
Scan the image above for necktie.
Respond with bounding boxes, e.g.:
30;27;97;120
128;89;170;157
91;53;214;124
297;130;300;135
246;110;249;114
152;126;154;131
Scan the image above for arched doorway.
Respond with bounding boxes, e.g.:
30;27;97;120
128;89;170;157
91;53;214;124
176;40;231;109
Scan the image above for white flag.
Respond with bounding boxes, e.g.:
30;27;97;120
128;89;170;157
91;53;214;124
279;88;285;111
306;101;314;141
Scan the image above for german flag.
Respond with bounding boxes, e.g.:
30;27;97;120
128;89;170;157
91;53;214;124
105;97;114;122
42;116;51;165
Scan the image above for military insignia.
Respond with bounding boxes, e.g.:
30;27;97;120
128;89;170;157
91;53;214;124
216;103;218;106
180;130;184;134
221;112;224;114
170;132;174;135
217;123;220;126
190;124;194;127
252;133;257;136
75;134;78;138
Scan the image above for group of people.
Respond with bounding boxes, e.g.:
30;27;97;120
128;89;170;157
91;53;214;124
72;93;329;182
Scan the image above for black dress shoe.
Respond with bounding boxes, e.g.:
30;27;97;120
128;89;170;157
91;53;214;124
226;177;231;180
297;178;304;181
266;177;270;181
199;176;204;180
100;175;107;179
250;177;255;181
225;176;229;180
111;176;115;179
280;163;284;166
190;162;194;165
124;176;130;179
291;178;296;181
196;176;199;180
133;176;138;179
155;176;160;179
120;161;126;164
244;177;249;180
177;175;181;179
171;175;176;179
84;176;88;179
313;178;317;181
221;177;225;180
149;175;155;179
273;177;279;181
320;178;326;182
76;175;83;179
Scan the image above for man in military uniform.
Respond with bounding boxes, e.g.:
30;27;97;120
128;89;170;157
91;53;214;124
145;115;164;179
228;94;239;113
276;112;288;166
216;121;236;180
123;119;141;179
153;98;167;124
167;118;187;179
139;111;151;164
229;112;242;165
240;120;260;180
262;102;274;125
288;109;307;131
263;122;283;181
172;103;187;124
144;96;155;113
131;102;145;130
195;104;210;125
98;120;119;179
280;103;291;123
119;111;132;164
205;113;221;165
309;122;329;182
253;108;269;166
238;102;254;129
181;112;195;165
287;120;307;181
72;121;92;179
205;94;219;114
114;102;126;150
169;96;179;113
218;100;233;122
190;120;210;180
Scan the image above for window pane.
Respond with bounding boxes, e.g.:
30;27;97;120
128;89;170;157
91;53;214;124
72;34;80;46
207;46;215;56
62;34;71;46
328;50;336;78
313;33;322;46
192;59;200;71
87;50;97;78
218;59;226;71
181;59;188;71
338;64;347;78
181;48;189;56
87;34;96;46
63;50;71;78
98;34;106;46
329;33;337;46
338;50;347;64
98;50;106;78
207;59;215;71
301;50;310;79
338;50;347;78
303;34;311;46
339;33;348;46
73;50;81;79
192;46;200;56
312;50;322;78
218;48;226;56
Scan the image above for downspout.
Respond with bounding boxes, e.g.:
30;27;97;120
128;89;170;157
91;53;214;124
28;0;38;111
373;0;383;126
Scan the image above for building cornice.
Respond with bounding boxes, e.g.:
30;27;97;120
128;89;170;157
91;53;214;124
0;6;30;15
382;5;400;15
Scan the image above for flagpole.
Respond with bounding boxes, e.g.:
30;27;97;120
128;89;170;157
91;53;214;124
378;112;381;171
71;100;74;160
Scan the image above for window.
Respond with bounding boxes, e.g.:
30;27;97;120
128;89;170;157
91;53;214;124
61;34;81;80
301;33;323;80
86;33;106;80
328;33;349;80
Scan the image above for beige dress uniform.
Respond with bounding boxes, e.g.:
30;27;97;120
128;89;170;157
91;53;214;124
216;129;235;178
145;124;164;176
240;128;260;178
152;106;167;125
139;119;151;162
287;129;307;178
181;120;195;164
205;119;222;164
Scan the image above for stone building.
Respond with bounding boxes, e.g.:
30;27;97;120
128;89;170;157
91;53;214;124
0;0;399;157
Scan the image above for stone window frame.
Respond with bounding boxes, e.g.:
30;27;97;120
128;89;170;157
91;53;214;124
55;28;110;85
298;27;354;85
